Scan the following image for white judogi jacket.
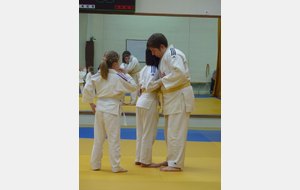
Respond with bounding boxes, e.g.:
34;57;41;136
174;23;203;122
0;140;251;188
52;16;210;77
85;72;92;84
120;55;141;75
159;45;195;115
136;65;160;109
82;69;137;116
79;68;86;83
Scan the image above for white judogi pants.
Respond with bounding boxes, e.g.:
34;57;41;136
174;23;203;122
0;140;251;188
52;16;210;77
90;111;122;172
164;94;191;169
79;83;84;93
135;100;158;164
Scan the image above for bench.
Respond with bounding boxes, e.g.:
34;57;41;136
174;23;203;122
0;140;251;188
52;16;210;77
191;82;211;94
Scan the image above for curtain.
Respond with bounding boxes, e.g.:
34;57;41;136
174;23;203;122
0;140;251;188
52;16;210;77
211;18;221;98
85;41;94;69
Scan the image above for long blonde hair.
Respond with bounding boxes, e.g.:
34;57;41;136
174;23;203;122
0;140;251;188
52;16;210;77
99;51;120;79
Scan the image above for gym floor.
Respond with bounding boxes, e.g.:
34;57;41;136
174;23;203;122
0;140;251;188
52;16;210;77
79;95;221;190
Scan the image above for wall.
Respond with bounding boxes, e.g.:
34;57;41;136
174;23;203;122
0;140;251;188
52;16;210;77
136;0;221;16
79;0;220;82
79;14;87;67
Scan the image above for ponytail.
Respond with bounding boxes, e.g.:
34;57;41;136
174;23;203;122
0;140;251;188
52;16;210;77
99;51;120;80
100;59;109;79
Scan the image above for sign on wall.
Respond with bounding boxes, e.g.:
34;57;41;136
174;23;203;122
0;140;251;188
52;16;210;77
79;0;135;13
126;40;147;63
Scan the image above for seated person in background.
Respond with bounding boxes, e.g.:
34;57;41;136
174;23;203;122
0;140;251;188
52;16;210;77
210;69;216;94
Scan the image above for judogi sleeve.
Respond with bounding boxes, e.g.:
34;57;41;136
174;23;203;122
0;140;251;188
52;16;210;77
144;66;160;91
120;63;126;69
85;73;91;83
161;54;187;90
125;57;139;73
79;71;86;79
116;73;138;94
82;77;96;103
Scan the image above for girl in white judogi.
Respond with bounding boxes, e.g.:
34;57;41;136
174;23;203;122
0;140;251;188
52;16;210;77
82;51;137;173
85;66;94;84
135;49;162;168
147;33;195;172
79;65;86;94
120;51;141;105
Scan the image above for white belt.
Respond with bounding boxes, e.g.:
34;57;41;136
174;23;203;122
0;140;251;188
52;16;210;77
98;97;127;126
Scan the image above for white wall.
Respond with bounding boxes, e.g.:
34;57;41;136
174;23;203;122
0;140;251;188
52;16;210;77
79;0;220;82
136;0;221;16
80;14;218;82
79;14;87;67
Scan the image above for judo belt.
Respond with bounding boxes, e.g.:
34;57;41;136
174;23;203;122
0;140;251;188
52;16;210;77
141;88;162;119
129;70;140;76
120;105;127;126
161;82;191;94
98;97;128;126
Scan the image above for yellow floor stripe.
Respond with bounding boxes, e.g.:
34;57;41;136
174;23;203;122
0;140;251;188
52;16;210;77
79;96;221;115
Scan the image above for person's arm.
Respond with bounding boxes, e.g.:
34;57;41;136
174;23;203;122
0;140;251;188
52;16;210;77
125;57;139;73
144;66;160;92
117;68;137;93
89;103;96;114
160;54;187;90
82;77;96;113
85;73;91;83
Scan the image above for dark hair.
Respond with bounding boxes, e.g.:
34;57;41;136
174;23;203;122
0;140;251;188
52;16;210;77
145;49;160;68
99;51;120;79
122;50;131;63
147;33;168;49
88;66;94;75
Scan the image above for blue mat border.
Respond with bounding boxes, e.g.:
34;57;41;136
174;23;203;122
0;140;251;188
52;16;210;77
79;127;221;142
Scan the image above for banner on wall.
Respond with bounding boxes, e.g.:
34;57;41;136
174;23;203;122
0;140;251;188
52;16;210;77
79;0;135;13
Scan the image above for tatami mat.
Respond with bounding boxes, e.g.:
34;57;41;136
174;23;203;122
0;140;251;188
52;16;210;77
79;95;221;115
79;139;221;190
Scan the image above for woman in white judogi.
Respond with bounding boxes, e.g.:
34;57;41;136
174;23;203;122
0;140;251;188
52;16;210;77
120;51;141;105
82;51;137;173
147;33;195;171
135;49;161;168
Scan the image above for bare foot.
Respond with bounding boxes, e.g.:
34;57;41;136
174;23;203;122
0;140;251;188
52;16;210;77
160;166;181;172
158;161;168;166
121;103;128;106
114;168;128;173
135;162;141;165
141;163;161;168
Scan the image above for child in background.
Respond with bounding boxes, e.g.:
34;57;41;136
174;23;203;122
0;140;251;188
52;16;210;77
79;65;86;94
135;49;162;168
85;66;94;84
120;51;141;105
82;51;137;173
